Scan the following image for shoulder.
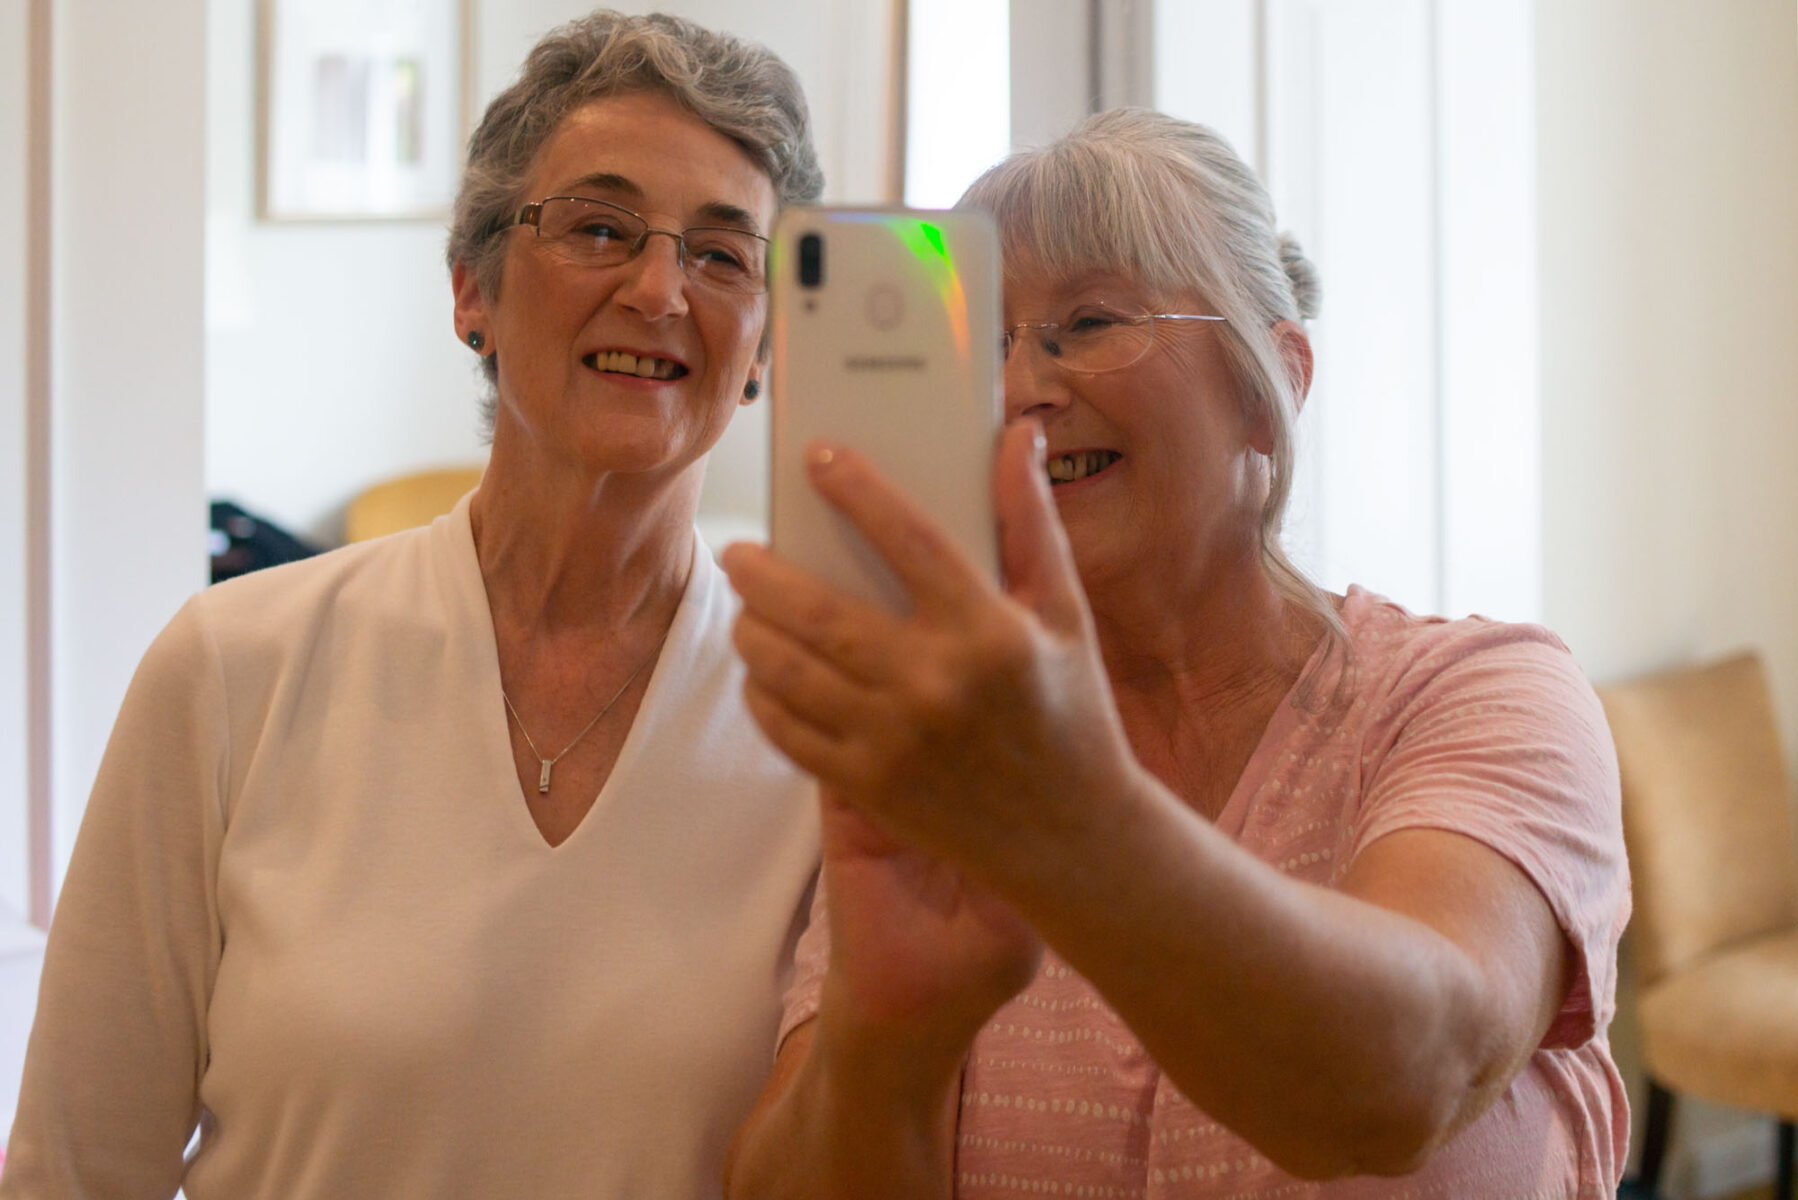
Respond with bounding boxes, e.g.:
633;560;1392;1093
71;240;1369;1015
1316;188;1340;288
1328;587;1618;811
1341;585;1574;668
190;509;480;670
1333;587;1620;852
1338;586;1595;724
197;521;447;630
1334;595;1628;1044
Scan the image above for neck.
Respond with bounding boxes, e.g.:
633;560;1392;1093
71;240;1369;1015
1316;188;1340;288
1087;553;1322;749
471;437;701;639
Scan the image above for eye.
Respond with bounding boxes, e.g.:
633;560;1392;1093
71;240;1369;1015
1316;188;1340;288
685;232;756;274
572;218;631;243
693;245;748;271
1063;306;1123;334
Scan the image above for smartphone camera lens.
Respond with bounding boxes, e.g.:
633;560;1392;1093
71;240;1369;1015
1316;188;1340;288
798;233;824;288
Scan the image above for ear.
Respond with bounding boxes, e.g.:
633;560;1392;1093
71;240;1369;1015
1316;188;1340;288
451;260;491;351
1272;319;1314;407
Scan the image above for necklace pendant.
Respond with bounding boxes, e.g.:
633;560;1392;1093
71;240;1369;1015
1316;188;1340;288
537;760;553;794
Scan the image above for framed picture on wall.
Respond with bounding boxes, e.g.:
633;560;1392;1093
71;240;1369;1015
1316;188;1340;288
257;0;473;221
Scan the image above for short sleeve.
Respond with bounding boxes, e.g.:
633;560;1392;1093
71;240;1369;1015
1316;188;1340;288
1;597;227;1199
1349;624;1629;1048
775;871;831;1051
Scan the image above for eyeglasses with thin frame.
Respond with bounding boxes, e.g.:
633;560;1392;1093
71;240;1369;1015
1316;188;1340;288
505;196;771;295
1002;304;1228;374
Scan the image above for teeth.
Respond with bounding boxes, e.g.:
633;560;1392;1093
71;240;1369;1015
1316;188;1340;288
595;350;680;379
1046;451;1118;483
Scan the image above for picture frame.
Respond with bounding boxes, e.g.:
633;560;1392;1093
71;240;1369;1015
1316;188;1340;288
257;0;474;221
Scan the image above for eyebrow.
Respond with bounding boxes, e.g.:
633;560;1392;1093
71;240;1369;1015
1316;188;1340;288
556;172;765;235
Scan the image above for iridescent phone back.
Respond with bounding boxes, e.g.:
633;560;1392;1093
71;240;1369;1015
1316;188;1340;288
769;206;1002;612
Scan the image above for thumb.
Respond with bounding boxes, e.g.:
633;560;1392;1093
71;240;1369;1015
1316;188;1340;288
993;419;1088;633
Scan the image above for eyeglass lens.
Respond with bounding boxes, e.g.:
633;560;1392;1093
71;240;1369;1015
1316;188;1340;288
534;197;767;293
1007;307;1157;373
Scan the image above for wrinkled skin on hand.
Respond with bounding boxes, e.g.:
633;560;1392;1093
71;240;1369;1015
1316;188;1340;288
722;420;1140;1053
816;790;1040;1061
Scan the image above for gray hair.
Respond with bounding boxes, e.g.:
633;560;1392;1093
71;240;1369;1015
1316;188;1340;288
446;10;824;412
960;107;1346;697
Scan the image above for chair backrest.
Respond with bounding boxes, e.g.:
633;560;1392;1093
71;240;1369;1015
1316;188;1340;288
342;465;486;543
1599;652;1798;989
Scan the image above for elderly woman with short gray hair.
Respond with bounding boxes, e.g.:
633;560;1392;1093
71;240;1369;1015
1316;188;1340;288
3;11;821;1198
723;108;1629;1197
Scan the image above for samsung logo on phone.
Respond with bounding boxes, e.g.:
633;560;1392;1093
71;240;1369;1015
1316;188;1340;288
844;355;927;371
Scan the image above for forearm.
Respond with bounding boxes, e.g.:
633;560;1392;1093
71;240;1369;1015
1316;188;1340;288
994;769;1510;1178
725;1018;960;1200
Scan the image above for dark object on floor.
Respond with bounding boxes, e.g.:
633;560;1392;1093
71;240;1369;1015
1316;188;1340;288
209;500;321;584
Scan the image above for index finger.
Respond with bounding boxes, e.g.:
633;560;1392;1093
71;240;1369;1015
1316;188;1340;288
719;539;909;685
800;441;996;622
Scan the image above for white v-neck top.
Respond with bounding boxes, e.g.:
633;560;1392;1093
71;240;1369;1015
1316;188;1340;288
2;495;820;1199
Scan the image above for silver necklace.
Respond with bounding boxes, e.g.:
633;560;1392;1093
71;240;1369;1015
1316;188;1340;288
502;626;670;795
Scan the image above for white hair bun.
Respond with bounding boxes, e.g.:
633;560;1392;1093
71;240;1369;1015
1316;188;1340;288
1278;233;1321;320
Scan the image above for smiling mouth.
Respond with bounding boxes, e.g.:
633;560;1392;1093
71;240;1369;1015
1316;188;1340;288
584;350;687;381
1047;450;1120;485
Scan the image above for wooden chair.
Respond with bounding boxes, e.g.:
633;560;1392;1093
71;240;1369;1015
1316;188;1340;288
1599;652;1798;1199
342;465;485;543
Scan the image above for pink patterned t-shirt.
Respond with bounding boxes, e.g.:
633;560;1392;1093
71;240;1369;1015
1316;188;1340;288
779;588;1631;1198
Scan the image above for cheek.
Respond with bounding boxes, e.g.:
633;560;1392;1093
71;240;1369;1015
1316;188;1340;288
496;265;584;345
718;301;767;368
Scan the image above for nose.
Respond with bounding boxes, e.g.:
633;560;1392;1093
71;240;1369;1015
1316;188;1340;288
1002;334;1074;424
613;229;690;322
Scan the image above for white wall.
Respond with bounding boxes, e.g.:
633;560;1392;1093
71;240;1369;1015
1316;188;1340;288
1436;2;1541;622
0;0;31;922
49;0;211;892
0;0;212;912
1012;0;1091;150
1155;0;1540;624
1538;2;1798;1193
205;0;898;546
1539;0;1798;766
204;0;495;547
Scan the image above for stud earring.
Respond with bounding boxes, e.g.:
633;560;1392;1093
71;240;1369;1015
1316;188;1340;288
743;379;761;400
467;331;485;353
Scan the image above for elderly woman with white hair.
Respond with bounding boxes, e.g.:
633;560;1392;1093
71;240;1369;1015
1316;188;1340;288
3;11;823;1198
722;108;1629;1197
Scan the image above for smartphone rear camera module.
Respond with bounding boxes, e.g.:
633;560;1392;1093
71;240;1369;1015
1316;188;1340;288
798;233;824;288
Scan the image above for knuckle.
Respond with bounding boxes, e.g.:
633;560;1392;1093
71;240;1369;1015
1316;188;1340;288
909;657;970;727
797;587;845;633
982;621;1037;676
735;617;784;677
959;620;1037;702
771;646;810;694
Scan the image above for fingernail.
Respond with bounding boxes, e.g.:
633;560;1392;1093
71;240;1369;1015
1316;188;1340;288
1031;424;1046;462
806;443;838;470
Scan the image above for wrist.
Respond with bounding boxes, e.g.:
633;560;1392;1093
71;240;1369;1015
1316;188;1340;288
812;978;974;1110
990;754;1165;908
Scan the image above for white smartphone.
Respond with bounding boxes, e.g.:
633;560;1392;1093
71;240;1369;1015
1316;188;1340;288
768;206;1002;613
